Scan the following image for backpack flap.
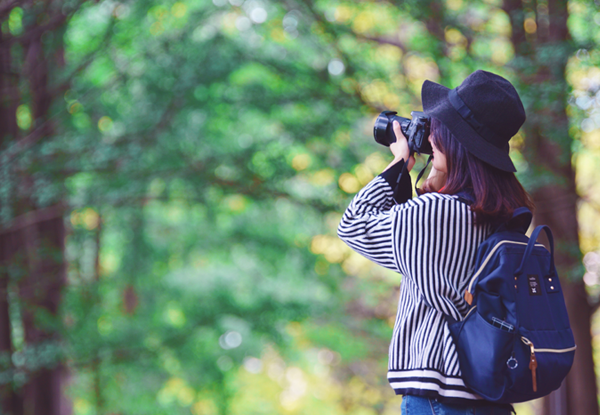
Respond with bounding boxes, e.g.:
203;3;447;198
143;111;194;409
507;207;533;234
495;207;532;234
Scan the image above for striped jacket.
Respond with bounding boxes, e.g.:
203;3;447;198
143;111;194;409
338;161;492;403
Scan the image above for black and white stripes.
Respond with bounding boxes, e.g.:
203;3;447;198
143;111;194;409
338;173;490;403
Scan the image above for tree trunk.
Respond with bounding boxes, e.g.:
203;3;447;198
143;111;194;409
19;13;70;415
0;25;24;415
504;0;599;414
0;4;70;414
17;214;66;415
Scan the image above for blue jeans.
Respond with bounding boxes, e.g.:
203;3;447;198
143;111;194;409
401;395;512;415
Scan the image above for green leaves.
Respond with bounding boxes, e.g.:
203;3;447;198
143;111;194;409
5;0;593;412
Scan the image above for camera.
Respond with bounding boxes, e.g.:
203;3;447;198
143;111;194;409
373;111;432;155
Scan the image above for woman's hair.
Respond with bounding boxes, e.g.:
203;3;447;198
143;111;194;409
423;117;534;225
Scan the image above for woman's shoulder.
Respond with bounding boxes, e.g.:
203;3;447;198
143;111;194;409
411;191;468;206
397;192;473;217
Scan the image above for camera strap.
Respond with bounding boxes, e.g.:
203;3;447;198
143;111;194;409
414;155;433;196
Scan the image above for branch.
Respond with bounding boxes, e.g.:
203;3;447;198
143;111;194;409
2;54;154;164
0;203;64;234
1;122;48;163
256;1;381;111
356;34;407;53
50;9;118;96
1;12;67;48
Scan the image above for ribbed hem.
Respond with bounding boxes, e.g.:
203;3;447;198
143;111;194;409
388;369;513;410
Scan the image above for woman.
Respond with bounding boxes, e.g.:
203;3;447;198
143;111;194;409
338;70;533;414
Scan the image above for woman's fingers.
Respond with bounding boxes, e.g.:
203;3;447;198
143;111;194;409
390;121;410;161
392;120;402;138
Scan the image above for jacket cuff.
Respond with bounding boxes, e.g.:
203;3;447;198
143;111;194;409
379;159;413;204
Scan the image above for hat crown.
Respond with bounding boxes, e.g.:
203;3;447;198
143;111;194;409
421;69;526;172
455;70;526;149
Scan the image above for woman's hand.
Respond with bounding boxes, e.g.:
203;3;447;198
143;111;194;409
383;121;415;172
423;165;447;192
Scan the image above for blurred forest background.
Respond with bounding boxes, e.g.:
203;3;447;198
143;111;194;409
0;0;600;414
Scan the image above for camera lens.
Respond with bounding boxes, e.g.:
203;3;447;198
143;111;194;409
373;112;394;147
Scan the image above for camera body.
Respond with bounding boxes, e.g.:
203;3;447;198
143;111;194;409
373;111;432;155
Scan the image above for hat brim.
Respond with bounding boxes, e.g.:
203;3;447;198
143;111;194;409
421;80;517;173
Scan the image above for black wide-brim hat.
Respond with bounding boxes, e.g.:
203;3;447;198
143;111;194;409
422;70;526;172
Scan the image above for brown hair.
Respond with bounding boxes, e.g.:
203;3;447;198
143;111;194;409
423;118;534;225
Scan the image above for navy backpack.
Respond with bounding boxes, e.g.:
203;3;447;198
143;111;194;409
447;207;576;403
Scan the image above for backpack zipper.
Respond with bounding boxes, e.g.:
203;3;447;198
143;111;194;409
464;240;546;305
464;305;477;320
521;337;577;392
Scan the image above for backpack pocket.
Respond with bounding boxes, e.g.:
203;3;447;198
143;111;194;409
449;308;515;401
505;329;576;400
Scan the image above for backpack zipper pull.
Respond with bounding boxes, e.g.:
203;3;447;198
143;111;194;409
529;349;538;392
522;337;538;392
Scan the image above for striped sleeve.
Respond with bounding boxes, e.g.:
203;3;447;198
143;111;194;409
337;159;412;272
337;175;399;272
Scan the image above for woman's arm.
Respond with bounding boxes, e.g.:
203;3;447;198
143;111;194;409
337;122;415;272
337;174;400;272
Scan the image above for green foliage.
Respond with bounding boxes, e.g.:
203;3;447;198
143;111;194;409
56;0;600;412
2;0;600;414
